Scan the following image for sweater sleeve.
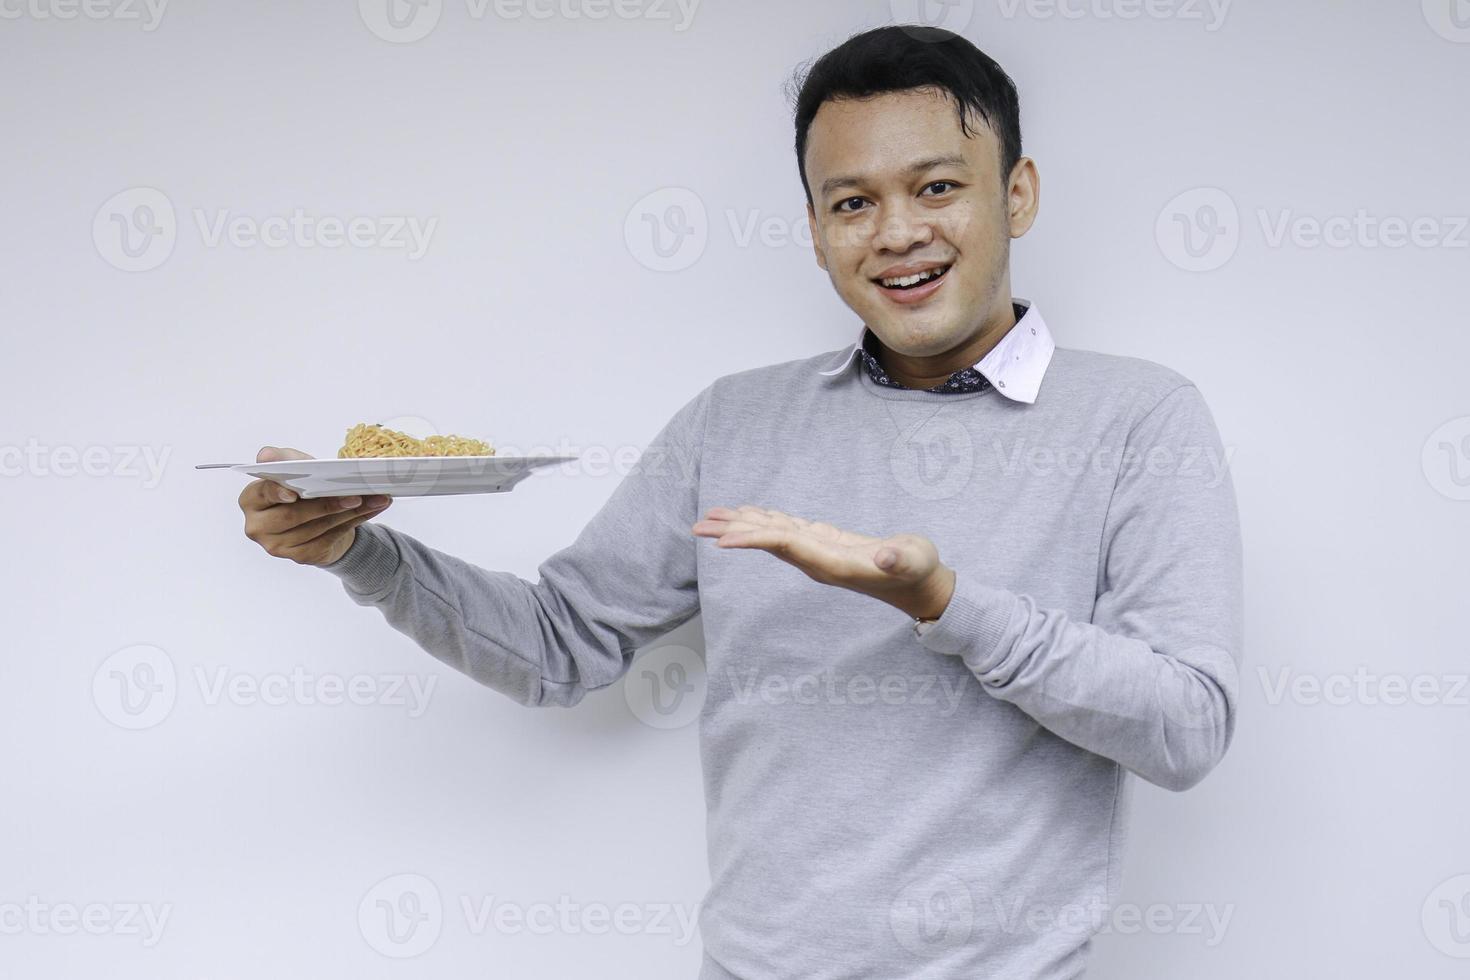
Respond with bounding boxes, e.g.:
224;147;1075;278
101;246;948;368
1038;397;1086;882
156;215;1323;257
917;384;1243;791
319;384;711;707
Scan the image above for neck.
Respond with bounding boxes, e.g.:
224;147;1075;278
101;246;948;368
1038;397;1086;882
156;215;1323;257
874;299;1018;390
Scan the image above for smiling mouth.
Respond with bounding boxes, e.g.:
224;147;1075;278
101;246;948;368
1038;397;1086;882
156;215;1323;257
873;264;952;290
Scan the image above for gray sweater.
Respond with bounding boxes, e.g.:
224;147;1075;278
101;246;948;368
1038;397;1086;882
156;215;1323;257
325;334;1243;979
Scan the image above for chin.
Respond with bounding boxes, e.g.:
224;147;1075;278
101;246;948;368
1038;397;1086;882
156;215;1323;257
867;313;963;356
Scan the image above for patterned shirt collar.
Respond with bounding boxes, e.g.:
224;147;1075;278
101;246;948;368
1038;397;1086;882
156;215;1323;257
817;298;1055;404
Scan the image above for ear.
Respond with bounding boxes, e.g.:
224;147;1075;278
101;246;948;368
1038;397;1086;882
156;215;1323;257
1007;157;1040;239
806;203;828;271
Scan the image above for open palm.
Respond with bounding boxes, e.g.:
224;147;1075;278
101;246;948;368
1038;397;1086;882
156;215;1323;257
690;505;954;620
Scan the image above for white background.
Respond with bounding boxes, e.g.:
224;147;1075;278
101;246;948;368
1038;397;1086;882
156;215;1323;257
3;0;1468;977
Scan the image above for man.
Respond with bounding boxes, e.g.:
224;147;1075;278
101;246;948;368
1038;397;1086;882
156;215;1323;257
239;25;1242;979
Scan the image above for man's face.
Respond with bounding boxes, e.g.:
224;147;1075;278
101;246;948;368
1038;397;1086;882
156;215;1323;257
803;86;1030;357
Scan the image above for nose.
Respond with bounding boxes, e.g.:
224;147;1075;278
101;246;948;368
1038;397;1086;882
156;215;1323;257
871;199;935;254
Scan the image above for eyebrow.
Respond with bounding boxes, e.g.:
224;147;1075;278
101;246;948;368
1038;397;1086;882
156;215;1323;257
818;154;970;199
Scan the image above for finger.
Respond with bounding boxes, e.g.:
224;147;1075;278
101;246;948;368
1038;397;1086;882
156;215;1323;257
715;526;819;562
693;507;754;535
721;506;800;529
693;514;767;539
720;528;845;580
250;494;390;535
257;445;314;463
274;499;391;548
274;509;385;563
240;478;298;512
695;508;825;546
873;544;907;573
874;535;935;580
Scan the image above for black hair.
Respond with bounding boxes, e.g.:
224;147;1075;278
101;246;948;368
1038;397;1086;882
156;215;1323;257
789;25;1022;206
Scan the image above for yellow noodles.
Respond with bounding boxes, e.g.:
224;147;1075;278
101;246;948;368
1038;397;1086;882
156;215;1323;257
337;423;494;459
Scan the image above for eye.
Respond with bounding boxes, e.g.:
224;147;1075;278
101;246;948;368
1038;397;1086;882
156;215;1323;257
922;181;959;197
833;197;868;214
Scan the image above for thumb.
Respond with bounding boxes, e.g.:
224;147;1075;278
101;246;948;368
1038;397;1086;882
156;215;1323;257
873;540;918;578
257;445;314;463
873;533;936;581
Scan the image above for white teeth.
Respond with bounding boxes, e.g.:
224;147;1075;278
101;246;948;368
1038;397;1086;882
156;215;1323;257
880;266;947;288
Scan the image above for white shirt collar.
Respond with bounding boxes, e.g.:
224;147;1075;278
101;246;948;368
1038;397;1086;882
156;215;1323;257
816;298;1055;404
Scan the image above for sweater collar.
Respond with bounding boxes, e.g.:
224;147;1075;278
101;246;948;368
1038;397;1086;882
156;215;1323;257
817;298;1055;404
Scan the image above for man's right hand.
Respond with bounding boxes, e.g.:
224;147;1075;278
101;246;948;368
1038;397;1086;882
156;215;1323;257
240;446;393;567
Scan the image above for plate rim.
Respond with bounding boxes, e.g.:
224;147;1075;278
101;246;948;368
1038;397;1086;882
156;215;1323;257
234;454;579;472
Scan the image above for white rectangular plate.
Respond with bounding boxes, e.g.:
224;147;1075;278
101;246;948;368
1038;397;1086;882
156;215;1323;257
200;456;577;499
